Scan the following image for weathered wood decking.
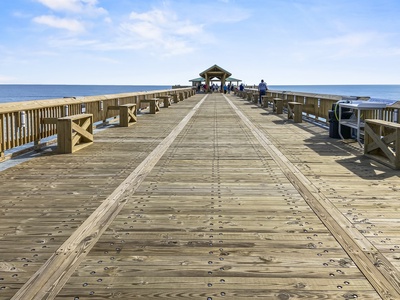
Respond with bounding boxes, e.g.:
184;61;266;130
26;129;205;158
1;92;400;299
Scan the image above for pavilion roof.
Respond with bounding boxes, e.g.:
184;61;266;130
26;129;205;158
199;64;232;79
189;77;205;82
226;77;242;82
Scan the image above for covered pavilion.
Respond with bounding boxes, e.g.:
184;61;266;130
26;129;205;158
189;64;242;92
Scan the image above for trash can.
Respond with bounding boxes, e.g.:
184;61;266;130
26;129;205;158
328;104;353;139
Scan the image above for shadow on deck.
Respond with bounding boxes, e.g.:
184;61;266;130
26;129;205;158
0;92;399;299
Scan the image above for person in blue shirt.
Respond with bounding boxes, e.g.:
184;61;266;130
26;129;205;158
258;79;268;105
223;84;228;94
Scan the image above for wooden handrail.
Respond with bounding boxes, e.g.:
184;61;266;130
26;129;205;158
245;88;399;128
0;88;193;159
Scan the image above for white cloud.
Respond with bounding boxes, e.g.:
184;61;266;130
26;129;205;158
104;17;112;24
28;1;245;57
175;22;203;36
118;8;203;56
46;37;99;48
35;0;107;16
122;21;163;40
36;0;82;12
163;39;194;56
33;15;85;33
129;10;168;24
32;0;109;34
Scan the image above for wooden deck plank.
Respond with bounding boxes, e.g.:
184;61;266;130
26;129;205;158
1;92;399;299
55;94;382;299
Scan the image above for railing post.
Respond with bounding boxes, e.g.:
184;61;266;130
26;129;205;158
0;113;4;160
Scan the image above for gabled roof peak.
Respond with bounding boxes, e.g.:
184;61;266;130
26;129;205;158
199;64;232;78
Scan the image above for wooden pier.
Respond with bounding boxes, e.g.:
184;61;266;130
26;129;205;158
1;92;400;299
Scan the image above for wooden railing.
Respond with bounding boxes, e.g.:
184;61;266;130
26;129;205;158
0;87;194;159
241;89;400;125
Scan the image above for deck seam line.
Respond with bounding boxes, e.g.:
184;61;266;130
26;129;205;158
224;94;400;300
11;94;208;300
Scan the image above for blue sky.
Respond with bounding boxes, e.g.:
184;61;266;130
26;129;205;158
1;0;400;85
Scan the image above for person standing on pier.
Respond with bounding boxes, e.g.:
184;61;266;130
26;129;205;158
258;79;268;105
223;83;228;94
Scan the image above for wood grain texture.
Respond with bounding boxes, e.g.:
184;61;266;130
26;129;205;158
1;92;399;299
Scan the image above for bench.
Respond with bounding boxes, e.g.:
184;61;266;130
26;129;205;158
246;92;253;102
272;98;284;114
171;94;179;103
107;103;137;127
364;119;400;169
140;98;160;114
252;92;259;104
261;95;271;108
157;96;172;108
287;102;303;123
42;114;93;154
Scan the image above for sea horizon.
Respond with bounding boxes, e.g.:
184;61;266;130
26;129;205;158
0;83;399;104
268;84;400;101
0;84;173;104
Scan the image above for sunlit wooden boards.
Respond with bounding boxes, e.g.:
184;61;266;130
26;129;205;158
1;92;399;299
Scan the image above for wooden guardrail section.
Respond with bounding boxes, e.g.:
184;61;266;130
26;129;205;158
1;86;398;158
244;88;400;127
0;87;194;159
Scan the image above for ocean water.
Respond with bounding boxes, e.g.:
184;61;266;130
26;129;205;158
0;84;172;104
0;84;399;104
269;84;400;101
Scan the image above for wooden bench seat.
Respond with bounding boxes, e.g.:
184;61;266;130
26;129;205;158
272;98;284;114
157;96;172;108
171;94;179;103
107;103;137;127
364;119;400;169
246;92;253;102
252;92;259;104
261;95;271;108
42;114;93;154
287;102;303;123
140;98;160;114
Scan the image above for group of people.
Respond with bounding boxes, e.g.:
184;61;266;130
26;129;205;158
222;83;236;94
197;79;268;102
